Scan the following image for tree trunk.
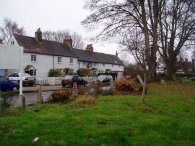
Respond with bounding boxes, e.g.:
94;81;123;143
166;59;176;80
140;70;147;104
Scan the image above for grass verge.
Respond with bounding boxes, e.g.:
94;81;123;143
0;81;194;146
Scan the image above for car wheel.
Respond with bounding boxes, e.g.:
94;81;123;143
12;86;18;91
29;83;34;86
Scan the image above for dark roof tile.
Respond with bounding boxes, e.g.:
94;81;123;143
73;49;123;65
13;34;124;65
13;34;77;57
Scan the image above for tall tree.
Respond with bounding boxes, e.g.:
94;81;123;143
82;0;161;103
158;0;195;79
0;18;25;43
42;30;84;49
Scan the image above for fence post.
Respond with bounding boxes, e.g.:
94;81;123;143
36;84;43;103
20;95;26;109
0;98;4;116
72;83;78;97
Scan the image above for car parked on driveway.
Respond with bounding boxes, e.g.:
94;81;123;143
7;72;36;86
97;75;113;83
0;76;19;91
61;75;87;88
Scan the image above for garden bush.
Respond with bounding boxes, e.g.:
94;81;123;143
77;85;87;95
50;89;71;103
114;80;142;93
48;69;61;77
77;68;90;77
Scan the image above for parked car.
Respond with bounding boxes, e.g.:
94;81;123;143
190;76;195;81
0;76;19;91
61;75;88;87
97;75;113;83
7;72;36;86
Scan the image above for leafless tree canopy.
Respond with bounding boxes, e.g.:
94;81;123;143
158;0;195;79
42;30;84;49
82;0;195;79
0;18;25;43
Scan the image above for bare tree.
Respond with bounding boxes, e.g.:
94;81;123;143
0;18;25;43
158;0;195;79
82;0;161;103
42;30;84;49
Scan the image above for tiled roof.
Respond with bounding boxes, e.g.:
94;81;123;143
73;49;123;65
13;34;77;58
13;34;124;65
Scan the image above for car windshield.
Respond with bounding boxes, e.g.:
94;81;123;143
64;75;73;80
98;75;106;79
19;73;31;77
0;76;7;82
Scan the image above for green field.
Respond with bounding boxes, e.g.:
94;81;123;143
0;81;195;146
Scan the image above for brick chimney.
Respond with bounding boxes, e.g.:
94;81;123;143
35;28;42;43
86;44;93;52
116;51;118;57
63;35;72;48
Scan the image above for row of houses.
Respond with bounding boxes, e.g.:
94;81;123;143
0;28;124;78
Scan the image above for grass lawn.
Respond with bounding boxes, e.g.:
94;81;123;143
0;81;195;146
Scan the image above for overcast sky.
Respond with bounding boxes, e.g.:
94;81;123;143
0;0;123;57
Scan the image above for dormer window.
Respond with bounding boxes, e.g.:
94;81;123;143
11;41;14;45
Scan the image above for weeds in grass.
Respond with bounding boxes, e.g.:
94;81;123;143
74;95;96;106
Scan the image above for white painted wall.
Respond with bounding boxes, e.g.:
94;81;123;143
79;61;124;78
6;35;124;78
79;61;124;72
54;56;79;71
23;53;78;78
0;44;22;69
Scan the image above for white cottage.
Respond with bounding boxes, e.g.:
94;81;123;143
8;28;124;78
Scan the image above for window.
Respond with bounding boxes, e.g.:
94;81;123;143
31;54;36;62
83;62;86;65
11;41;14;45
57;56;62;63
70;58;73;64
103;63;105;66
112;64;114;67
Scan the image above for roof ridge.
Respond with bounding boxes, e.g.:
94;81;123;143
13;33;65;44
73;48;117;57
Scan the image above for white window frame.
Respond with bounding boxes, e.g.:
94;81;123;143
57;56;62;63
70;58;73;64
31;54;37;62
11;41;14;45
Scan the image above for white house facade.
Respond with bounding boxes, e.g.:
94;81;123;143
6;28;124;78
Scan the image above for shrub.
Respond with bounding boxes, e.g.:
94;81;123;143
77;68;90;77
74;95;96;106
114;80;143;94
50;89;71;103
114;80;134;92
48;69;61;77
77;85;87;95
